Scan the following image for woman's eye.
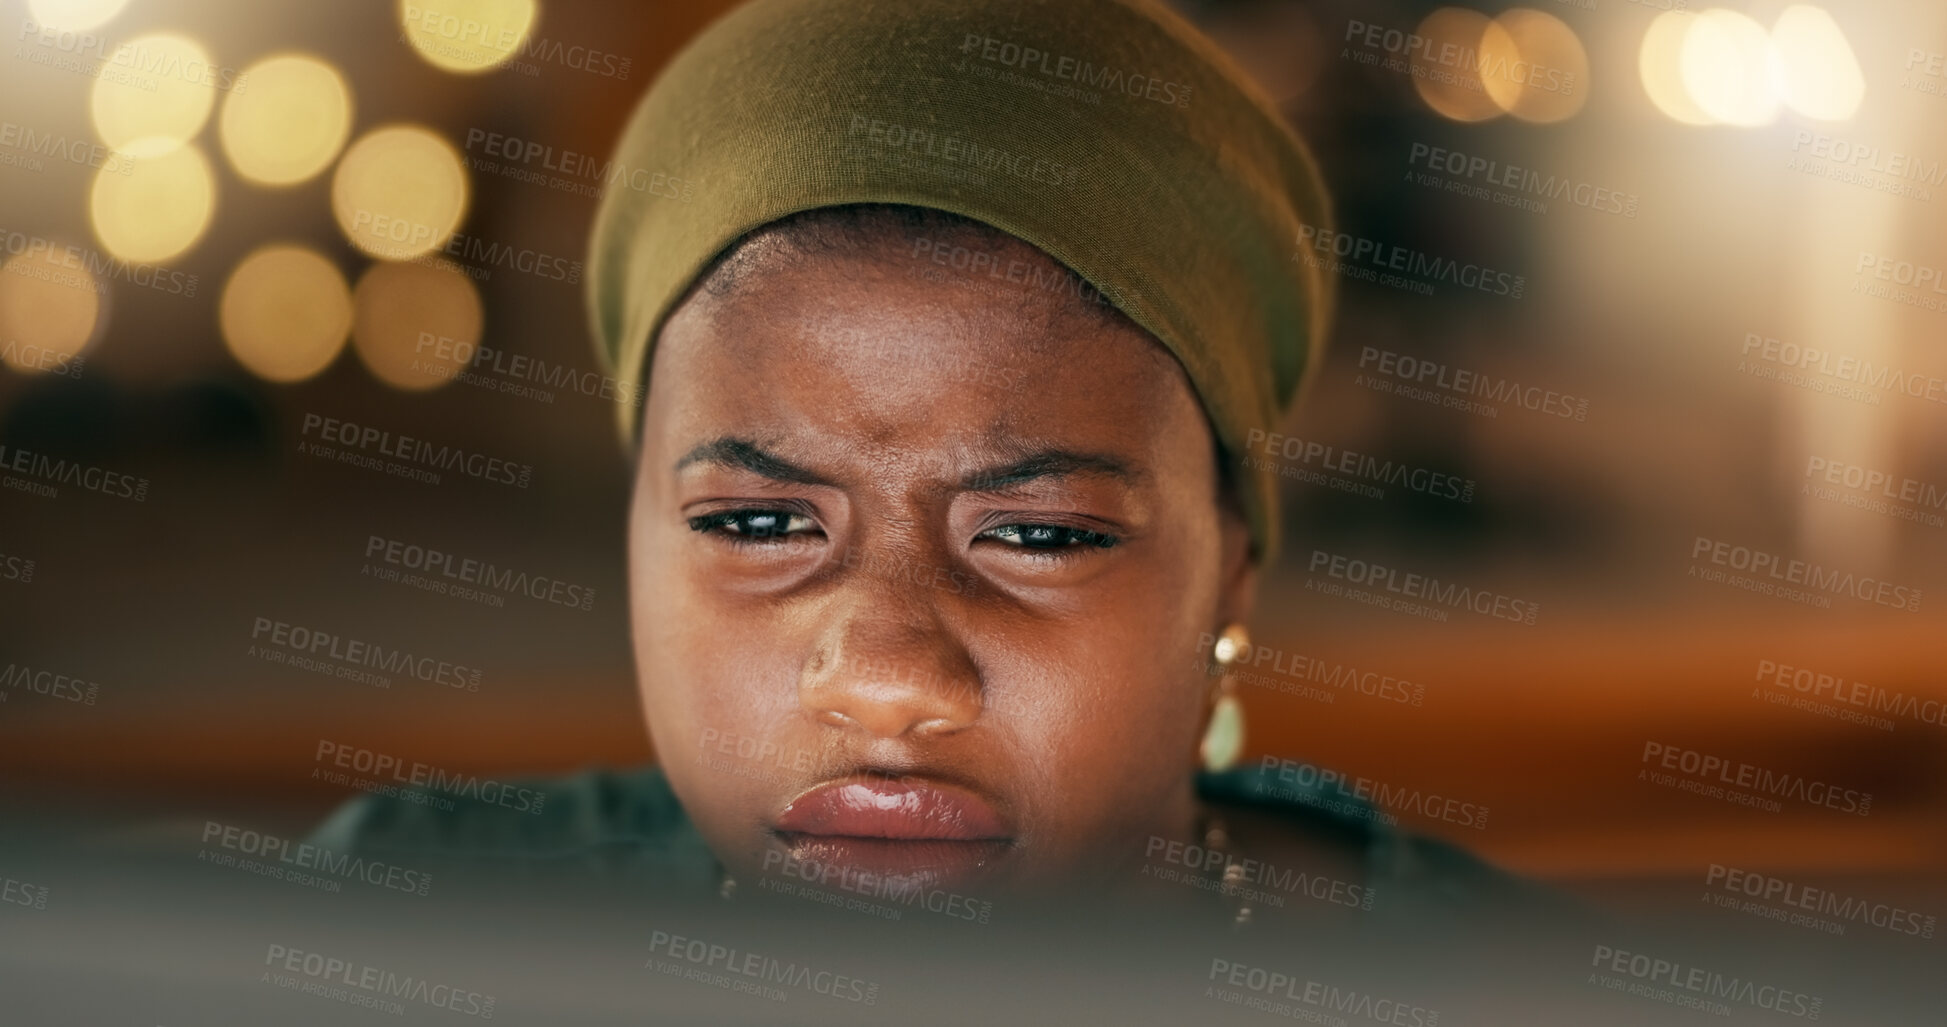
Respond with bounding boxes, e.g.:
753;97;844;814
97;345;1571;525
688;509;819;541
978;523;1118;551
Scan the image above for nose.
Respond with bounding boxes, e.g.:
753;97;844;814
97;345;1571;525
798;591;983;739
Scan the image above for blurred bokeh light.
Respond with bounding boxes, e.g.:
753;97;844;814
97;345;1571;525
218;53;354;186
0;248;101;374
350;259;482;390
1479;8;1587;124
1639;11;1712;125
331;124;470;260
1681;9;1781;127
89;143;217;262
25;0;130;31
219;244;353;383
90;33;219;158
1770;5;1865;122
398;0;539;74
1411;8;1505;123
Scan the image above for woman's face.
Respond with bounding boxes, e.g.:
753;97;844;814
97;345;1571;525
628;228;1254;894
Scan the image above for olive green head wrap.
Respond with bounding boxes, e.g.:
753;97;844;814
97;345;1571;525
588;0;1333;562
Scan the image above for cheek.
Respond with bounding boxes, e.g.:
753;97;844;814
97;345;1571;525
628;516;783;820
992;623;1212;837
997;540;1223;840
632;532;803;716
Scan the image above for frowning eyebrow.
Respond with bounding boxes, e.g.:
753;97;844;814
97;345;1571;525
674;437;1138;491
674;438;836;487
959;450;1140;491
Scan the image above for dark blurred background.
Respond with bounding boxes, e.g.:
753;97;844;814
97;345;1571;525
3;0;1944;927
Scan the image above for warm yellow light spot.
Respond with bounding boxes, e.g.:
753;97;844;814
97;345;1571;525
0;248;100;375
331;125;469;260
398;0;538;74
90;34;219;158
1410;8;1506;123
219;245;353;383
24;0;130;32
1640;12;1712;124
219;54;353;186
350;261;482;391
90;144;216;263
1682;9;1779;127
1480;9;1588;123
1771;6;1864;121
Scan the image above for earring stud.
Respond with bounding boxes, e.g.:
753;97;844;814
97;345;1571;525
1201;623;1249;772
1212;623;1250;669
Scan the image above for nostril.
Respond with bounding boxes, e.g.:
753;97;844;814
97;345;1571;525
799;614;984;739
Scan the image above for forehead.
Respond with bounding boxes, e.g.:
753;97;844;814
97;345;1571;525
643;242;1206;476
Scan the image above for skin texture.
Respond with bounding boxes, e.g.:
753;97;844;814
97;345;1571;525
628;211;1259;893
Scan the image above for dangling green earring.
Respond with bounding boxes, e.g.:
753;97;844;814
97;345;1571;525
1200;624;1249;772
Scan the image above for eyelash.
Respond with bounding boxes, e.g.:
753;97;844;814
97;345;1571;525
686;509;1120;555
977;523;1119;554
687;509;820;543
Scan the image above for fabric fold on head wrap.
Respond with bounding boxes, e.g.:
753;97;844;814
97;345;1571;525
588;0;1333;561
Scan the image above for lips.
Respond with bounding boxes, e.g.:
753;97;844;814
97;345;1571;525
771;776;1014;890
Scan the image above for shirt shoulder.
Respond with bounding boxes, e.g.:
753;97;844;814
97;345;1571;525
1198;762;1603;930
305;765;718;884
